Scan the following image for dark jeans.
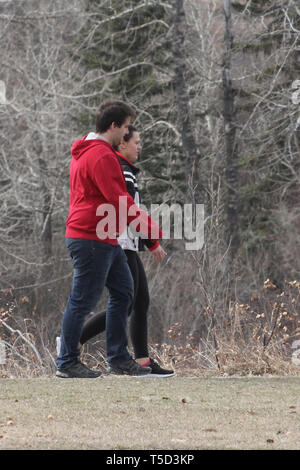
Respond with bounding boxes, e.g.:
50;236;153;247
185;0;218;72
80;250;150;358
56;238;134;369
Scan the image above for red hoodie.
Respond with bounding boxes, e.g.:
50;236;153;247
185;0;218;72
65;135;161;249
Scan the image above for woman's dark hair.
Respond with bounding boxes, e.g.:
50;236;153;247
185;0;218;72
123;125;138;143
95;99;136;133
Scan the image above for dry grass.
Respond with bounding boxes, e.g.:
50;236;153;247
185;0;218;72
1;279;300;377
1;376;300;450
0;280;300;450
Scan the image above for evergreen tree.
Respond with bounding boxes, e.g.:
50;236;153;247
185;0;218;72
231;0;300;283
75;0;186;208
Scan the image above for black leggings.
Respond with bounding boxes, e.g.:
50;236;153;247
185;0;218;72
79;250;150;359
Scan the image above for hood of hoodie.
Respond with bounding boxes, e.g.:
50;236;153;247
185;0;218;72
71;134;112;160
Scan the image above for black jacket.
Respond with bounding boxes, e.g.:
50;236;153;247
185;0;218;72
117;152;156;252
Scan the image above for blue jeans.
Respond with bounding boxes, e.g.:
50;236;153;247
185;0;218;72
56;238;134;369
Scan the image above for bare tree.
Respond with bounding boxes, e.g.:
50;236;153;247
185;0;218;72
0;0;86;314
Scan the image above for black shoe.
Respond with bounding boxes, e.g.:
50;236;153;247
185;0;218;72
143;358;175;378
107;357;152;377
56;361;101;378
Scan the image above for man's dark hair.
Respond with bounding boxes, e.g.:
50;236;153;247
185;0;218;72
123;125;137;143
95;99;136;133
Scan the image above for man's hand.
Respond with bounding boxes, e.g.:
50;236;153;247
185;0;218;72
151;245;167;263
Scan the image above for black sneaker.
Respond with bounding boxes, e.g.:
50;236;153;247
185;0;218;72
107;357;152;377
56;361;101;378
143;358;175;378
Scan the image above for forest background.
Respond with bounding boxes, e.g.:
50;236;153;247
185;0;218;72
0;0;299;377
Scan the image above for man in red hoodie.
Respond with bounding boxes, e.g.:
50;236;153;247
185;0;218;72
56;100;164;378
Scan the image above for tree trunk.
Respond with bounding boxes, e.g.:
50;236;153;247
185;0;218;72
39;157;53;261
223;0;239;257
173;0;202;204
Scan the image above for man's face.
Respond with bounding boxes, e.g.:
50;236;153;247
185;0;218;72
112;117;131;147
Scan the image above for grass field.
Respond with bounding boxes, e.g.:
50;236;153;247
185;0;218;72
0;375;300;450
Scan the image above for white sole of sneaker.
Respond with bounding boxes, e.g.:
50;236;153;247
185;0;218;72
56;370;70;378
109;373;153;377
142;373;175;378
56;370;101;378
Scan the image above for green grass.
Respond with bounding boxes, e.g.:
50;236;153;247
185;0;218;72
0;376;300;450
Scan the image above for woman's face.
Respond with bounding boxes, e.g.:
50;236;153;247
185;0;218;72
121;131;141;163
